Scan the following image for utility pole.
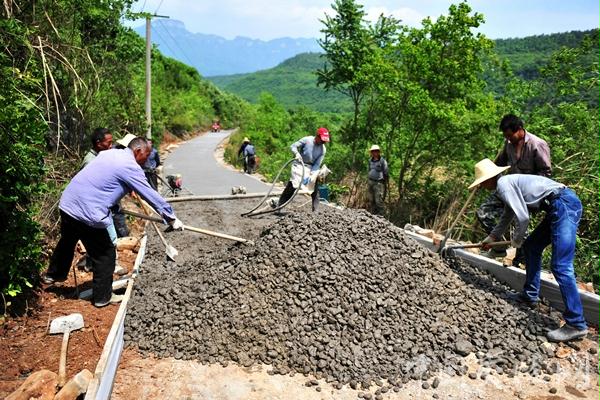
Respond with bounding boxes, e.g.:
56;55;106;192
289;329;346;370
144;13;169;139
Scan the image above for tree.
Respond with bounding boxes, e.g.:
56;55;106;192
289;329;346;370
317;0;388;166
359;2;497;222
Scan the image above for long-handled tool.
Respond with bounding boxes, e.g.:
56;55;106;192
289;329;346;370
437;187;479;254
122;209;250;244
132;195;178;261
49;313;85;387
441;240;510;257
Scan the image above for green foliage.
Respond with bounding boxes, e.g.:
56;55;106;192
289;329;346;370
0;1;249;302
225;94;344;181
209;53;352;113
0;18;47;298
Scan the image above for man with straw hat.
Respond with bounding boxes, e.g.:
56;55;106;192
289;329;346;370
477;114;552;260
470;158;587;342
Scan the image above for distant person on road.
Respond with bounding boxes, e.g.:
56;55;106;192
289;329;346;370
470;158;587;343
81;128;113;169
242;139;257;174
367;145;389;216
275;127;330;212
43;137;184;308
143;139;161;190
238;137;251;172
477;114;552;260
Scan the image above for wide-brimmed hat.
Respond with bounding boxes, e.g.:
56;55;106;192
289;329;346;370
316;127;330;142
116;133;137;148
370;145;380;152
469;159;510;189
243;137;250;143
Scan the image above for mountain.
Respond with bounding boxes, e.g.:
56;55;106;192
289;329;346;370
208;29;598;113
134;20;321;76
208;53;350;113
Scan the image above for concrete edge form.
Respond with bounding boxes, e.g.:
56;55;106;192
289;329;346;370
84;234;148;400
403;230;599;326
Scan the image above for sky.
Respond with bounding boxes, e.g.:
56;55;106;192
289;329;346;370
126;0;599;41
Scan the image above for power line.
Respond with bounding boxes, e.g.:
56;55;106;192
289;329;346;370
154;0;165;14
139;0;147;13
156;19;195;67
151;24;180;60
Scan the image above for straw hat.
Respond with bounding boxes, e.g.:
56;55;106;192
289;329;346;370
370;145;380;152
243;137;250;143
116;133;137;148
468;159;510;189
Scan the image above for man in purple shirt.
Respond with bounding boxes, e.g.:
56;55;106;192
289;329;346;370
43;137;183;307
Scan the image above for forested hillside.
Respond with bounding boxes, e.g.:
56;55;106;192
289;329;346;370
211;29;599;113
0;1;248;300
225;1;598;285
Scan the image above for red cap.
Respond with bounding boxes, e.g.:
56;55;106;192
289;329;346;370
316;127;330;142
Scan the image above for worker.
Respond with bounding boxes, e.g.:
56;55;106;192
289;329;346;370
43;137;184;307
477;114;552;260
79;128;125;275
471;158;587;342
242;140;257;174
238;137;251;172
143;139;161;190
275;127;329;212
81;128;113;168
367;145;389;215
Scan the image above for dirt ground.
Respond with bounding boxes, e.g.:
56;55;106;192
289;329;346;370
0;201;145;398
113;198;600;400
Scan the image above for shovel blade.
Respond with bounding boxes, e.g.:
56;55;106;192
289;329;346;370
166;244;178;261
49;313;84;334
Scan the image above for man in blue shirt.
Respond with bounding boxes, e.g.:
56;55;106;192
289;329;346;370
275;127;329;212
471;158;587;342
143;139;161;190
43;137;183;307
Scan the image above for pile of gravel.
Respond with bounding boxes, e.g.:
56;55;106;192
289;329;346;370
125;207;559;390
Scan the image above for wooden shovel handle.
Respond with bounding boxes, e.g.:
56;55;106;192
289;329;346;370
183;225;248;243
452;241;511;249
58;329;70;387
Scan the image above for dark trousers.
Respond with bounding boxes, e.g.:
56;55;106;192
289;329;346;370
278;181;320;212
144;169;158;190
47;211;116;304
245;155;256;173
110;203;129;237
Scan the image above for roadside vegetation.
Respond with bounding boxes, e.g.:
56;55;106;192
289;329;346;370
0;0;249;307
225;1;599;285
1;0;597;311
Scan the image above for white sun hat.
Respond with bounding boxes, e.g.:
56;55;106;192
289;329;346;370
469;158;510;189
369;145;380;152
116;133;138;148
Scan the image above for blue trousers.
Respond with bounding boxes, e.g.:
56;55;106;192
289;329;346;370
522;188;587;329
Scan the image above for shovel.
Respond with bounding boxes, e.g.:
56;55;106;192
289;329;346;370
49;313;85;387
122;209;250;243
131;194;178;261
441;241;510;257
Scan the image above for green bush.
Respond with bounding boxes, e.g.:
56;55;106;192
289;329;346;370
0;19;47;298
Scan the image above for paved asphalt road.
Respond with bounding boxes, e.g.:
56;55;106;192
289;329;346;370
162;130;269;196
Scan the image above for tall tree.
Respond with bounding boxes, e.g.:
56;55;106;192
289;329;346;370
316;0;375;166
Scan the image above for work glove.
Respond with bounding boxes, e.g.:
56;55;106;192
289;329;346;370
481;235;495;250
302;177;311;186
168;218;184;231
294;152;303;162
